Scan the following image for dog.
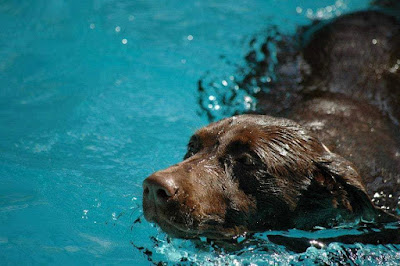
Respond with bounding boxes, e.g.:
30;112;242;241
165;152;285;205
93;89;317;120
142;10;400;241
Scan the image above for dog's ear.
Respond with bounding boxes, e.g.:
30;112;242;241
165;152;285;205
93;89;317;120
315;152;374;213
314;151;398;223
294;148;398;229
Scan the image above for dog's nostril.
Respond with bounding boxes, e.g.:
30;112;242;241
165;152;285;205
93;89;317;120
143;174;178;204
156;188;170;201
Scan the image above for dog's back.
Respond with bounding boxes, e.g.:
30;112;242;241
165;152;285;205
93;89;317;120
288;11;400;213
301;11;400;124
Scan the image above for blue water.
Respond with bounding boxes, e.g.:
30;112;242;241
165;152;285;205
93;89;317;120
1;0;399;264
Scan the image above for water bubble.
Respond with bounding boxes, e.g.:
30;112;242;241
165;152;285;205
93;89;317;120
115;26;121;32
122;38;128;44
187;35;194;41
89;23;95;29
82;209;89;219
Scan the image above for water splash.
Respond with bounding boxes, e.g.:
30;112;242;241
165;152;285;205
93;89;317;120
197;25;307;122
132;222;400;265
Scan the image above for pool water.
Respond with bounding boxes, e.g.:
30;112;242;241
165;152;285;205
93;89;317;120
1;0;399;264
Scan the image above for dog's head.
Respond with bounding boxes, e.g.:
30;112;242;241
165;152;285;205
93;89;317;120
142;115;382;239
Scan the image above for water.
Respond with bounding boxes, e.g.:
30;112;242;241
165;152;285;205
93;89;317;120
1;0;399;264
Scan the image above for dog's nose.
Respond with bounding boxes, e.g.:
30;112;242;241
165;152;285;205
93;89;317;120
143;173;178;205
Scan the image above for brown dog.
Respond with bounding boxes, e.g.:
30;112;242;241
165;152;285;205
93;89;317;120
142;11;400;240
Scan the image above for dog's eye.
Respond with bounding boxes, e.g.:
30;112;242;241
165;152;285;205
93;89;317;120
236;153;254;166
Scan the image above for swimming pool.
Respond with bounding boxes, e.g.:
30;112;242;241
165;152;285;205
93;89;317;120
1;0;399;264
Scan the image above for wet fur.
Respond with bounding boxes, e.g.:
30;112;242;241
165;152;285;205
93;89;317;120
143;10;400;239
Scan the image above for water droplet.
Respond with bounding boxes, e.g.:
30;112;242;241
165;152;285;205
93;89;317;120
310;240;325;249
335;0;343;7
82;209;89;219
253;87;261;93
244;96;252;103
